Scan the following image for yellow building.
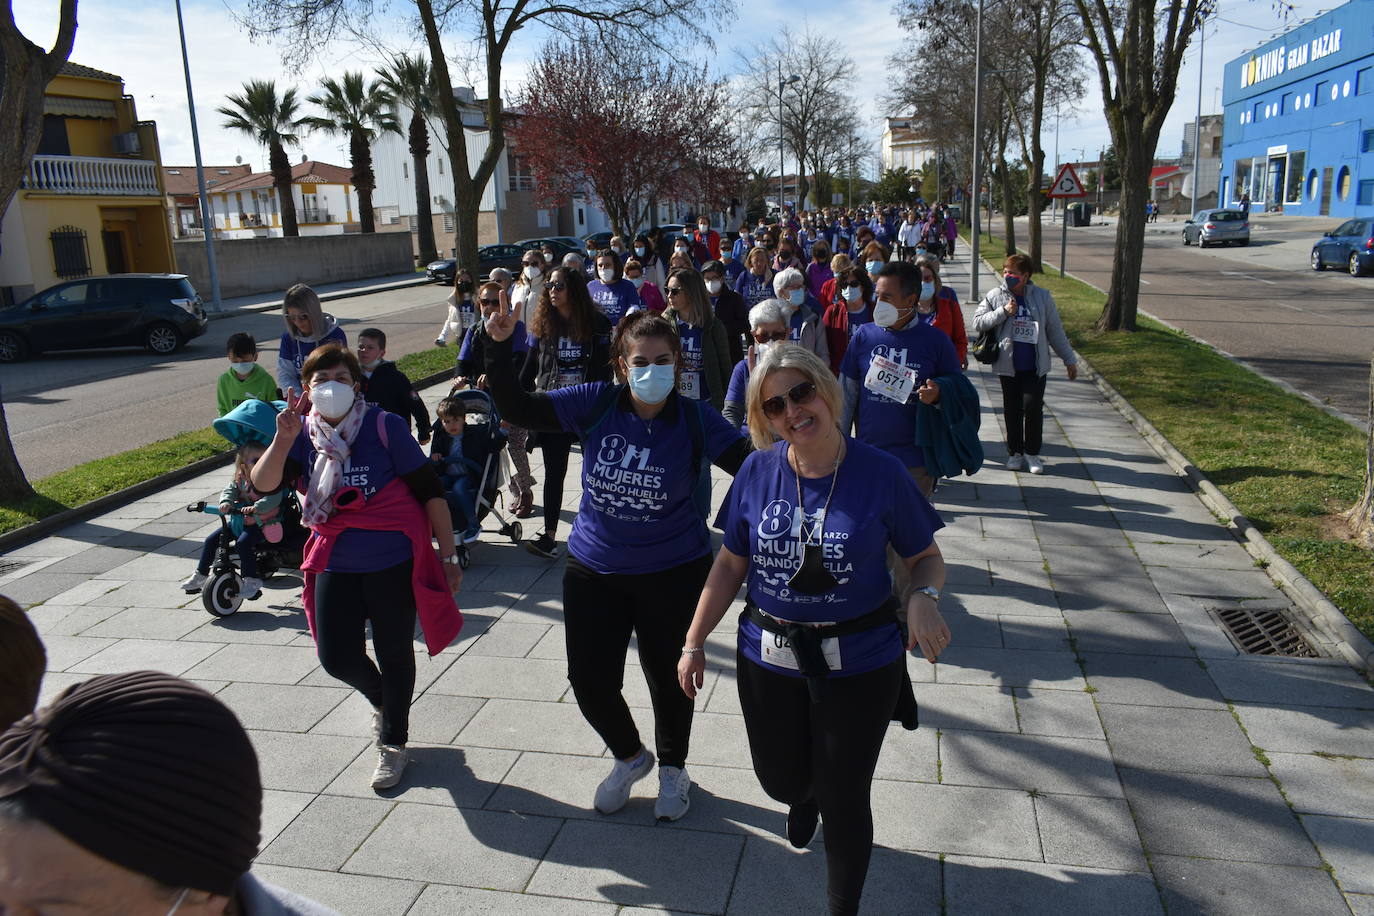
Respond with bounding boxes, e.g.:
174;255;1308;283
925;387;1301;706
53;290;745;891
0;62;175;305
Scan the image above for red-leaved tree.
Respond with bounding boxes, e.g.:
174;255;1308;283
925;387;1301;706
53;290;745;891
509;40;742;240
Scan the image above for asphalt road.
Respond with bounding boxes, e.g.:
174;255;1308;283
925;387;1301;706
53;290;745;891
1020;216;1374;423
0;282;454;480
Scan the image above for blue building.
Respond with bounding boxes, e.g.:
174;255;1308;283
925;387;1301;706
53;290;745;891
1220;0;1373;217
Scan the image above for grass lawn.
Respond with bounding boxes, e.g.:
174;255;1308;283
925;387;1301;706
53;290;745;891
965;229;1373;641
0;352;456;537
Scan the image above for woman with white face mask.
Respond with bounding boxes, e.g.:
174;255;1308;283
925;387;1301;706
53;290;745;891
821;265;875;373
511;250;546;324
481;305;751;824
251;344;463;792
587;249;643;326
622;258;665;313
912;254;968;369
772;267;830;368
634;233;668;290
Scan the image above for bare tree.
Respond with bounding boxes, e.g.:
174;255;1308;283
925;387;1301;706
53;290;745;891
0;0;78;502
1076;0;1208;331
240;0;728;279
736;29;858;209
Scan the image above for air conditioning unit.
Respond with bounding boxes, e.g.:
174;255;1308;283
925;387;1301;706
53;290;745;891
113;131;141;154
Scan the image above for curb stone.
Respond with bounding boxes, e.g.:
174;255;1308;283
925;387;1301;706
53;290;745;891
0;365;456;555
208;275;432;321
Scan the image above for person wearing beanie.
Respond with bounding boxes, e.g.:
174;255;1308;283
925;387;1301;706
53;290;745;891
0;670;336;915
0;596;44;731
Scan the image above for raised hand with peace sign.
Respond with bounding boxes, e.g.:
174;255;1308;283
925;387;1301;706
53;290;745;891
484;287;520;343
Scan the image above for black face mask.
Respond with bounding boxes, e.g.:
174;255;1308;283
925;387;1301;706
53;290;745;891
458;281;473;293
788;542;839;595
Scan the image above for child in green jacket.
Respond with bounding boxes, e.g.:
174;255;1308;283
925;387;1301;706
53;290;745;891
217;332;279;416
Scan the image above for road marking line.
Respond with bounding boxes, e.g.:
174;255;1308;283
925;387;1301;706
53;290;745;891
1219;270;1277;285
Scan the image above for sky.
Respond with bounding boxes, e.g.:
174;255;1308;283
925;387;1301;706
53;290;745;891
15;0;1334;178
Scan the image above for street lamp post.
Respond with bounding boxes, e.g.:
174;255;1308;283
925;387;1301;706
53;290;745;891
776;66;800;216
970;0;986;302
1190;13;1208;216
175;0;221;312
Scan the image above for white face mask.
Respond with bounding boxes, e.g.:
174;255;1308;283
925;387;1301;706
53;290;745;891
754;339;777;359
872;300;911;328
635;246;646;257
230;361;255;377
360;356;382;371
611;245;625;255
310;379;355;417
698;224;709;233
598;268;616;283
675;245;689;255
920;281;935;300
543;252;554;263
628;275;645;289
841;286;861;303
706;279;723;295
524;264;541;280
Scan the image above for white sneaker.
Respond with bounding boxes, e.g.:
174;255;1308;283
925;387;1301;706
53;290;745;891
179;571;207;592
370;744;409;789
370;707;384;747
1005;453;1026;471
593;748;655;814
654;765;692;821
1026;454;1045;475
240;576;264;599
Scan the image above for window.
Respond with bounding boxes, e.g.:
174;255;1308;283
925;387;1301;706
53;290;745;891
1359;68;1372;95
408;215;418;233
1337;166;1352;201
507;153;534;192
1316;81;1329;105
1281;92;1292;114
442;213;455;233
1211;135;1222;157
1359;180;1374;207
37;115;70;156
1363;129;1374;153
1253;101;1265;121
536;208;550;228
1285;151;1305;204
49;227;91;279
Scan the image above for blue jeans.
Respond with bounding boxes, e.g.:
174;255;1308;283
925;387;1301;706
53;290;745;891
197;523;262;577
444;475;479;531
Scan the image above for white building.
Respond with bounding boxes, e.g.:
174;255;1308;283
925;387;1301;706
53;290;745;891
881;118;938;174
202;159;358;238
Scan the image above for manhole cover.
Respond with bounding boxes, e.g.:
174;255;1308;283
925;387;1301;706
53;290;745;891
1212;606;1320;658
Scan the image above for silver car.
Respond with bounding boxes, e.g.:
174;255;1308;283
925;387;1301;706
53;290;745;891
1182;209;1250;247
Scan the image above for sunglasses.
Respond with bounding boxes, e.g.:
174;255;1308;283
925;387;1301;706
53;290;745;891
479;297;501;305
666;287;684;296
752;330;787;343
548;282;567;291
761;380;818;419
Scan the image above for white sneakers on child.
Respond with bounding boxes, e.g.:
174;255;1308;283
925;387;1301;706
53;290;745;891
179;572;207;592
371;745;409;789
1005;453;1026;471
240;577;263;599
593;748;654;814
1026;454;1046;475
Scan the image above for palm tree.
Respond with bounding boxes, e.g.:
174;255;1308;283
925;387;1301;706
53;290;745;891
218;80;304;237
378;53;440;264
302;72;399;233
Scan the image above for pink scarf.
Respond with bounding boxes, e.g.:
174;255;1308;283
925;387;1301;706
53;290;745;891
301;397;367;527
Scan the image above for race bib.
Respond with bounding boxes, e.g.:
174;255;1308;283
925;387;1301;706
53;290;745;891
458;308;478;330
1011;316;1040;344
553;369;583;390
760;629;842;671
678;370;702;400
864;354;918;403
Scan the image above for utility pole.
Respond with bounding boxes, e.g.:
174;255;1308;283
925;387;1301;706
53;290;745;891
970;0;985;303
775;67;800;217
1190;13;1207;216
175;0;221;311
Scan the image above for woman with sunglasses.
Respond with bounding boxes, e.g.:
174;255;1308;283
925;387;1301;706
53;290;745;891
520;268;614;557
483;304;750;822
662;269;732;412
821;264;875;373
722;299;788;432
589;248;642;326
512;249;546;323
251;343;463;792
678;343;949;916
436;267;478;347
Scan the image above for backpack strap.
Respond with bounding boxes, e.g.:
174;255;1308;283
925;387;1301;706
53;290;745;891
375;407;389;450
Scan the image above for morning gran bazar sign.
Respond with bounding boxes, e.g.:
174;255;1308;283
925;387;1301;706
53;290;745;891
1240;28;1344;88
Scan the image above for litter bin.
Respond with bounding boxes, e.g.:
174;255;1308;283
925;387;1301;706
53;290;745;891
1066;203;1081;226
1078;202;1093;226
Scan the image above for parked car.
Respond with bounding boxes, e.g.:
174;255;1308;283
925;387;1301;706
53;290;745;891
425;244;525;284
1181;209;1250;247
1310;218;1374;276
0;274;208;363
582;231;614;252
515;237;582;262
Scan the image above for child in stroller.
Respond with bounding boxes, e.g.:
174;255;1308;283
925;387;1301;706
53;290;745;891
429;391;524;567
180;398;307;616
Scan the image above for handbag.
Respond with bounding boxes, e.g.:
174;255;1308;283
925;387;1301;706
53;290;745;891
971;326;999;364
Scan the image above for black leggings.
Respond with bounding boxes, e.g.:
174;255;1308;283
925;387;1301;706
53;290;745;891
563;553;713;767
999;369;1049;456
314;560;417;746
737;652;904;916
538;431;578;534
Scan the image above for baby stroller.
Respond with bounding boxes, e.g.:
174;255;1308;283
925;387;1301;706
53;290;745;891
445;388;523;568
184;399;307;617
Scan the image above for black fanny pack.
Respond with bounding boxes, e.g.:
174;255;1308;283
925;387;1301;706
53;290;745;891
743;596;918;729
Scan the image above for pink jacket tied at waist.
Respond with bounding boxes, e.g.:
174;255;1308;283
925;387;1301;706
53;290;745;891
299;478;462;656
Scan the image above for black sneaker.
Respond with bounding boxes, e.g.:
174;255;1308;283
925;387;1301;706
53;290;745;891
524;532;560;559
787;799;820;848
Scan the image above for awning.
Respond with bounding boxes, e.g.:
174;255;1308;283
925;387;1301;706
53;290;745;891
45;96;117;119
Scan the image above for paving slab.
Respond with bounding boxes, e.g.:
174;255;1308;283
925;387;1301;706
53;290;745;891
1040;545;1148;579
427;654;569;701
1266;752;1374;819
1063;609;1193;656
867;781;1039;859
325;743;517;808
456;698;609;756
727;837;940;916
1034;795;1148;872
1301;814;1374;894
1150;855;1349;916
1012;687;1104;739
1080;652;1226;709
249;730;371;793
405;885;615;915
1233;702;1374;757
911;682;1018;733
934;646;1085;690
64;636;223;676
1204;658;1374;709
214;681;349;733
250;865;424;916
997;615;1073;653
1096;703;1265;776
942;856;1165;916
1051;575;1169;614
257;793;396;870
939;731;1122;797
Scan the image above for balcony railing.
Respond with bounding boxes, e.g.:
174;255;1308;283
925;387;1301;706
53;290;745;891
300;208;332;224
22;155;160;197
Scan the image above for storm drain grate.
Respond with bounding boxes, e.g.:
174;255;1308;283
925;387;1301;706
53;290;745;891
1214;607;1319;658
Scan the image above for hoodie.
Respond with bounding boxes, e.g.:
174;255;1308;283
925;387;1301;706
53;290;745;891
277;310;347;392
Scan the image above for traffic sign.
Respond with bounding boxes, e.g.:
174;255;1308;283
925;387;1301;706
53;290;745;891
1048;163;1087;198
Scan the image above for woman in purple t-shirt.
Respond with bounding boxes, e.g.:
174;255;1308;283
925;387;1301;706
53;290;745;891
677;344;951;916
483;305;751;824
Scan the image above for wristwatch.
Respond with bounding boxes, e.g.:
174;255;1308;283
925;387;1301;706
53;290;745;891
441;553;461;566
912;585;940;603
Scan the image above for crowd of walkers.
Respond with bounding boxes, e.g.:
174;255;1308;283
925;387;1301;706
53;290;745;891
1;202;1079;916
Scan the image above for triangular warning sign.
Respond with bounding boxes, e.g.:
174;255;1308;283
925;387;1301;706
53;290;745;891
1048;163;1087;198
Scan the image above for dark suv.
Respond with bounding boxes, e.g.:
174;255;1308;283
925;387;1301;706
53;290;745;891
0;274;208;362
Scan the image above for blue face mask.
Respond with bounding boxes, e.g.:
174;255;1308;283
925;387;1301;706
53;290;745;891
788;289;805;306
627;363;676;404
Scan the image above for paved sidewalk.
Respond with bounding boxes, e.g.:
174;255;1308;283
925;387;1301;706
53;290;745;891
5;251;1374;915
